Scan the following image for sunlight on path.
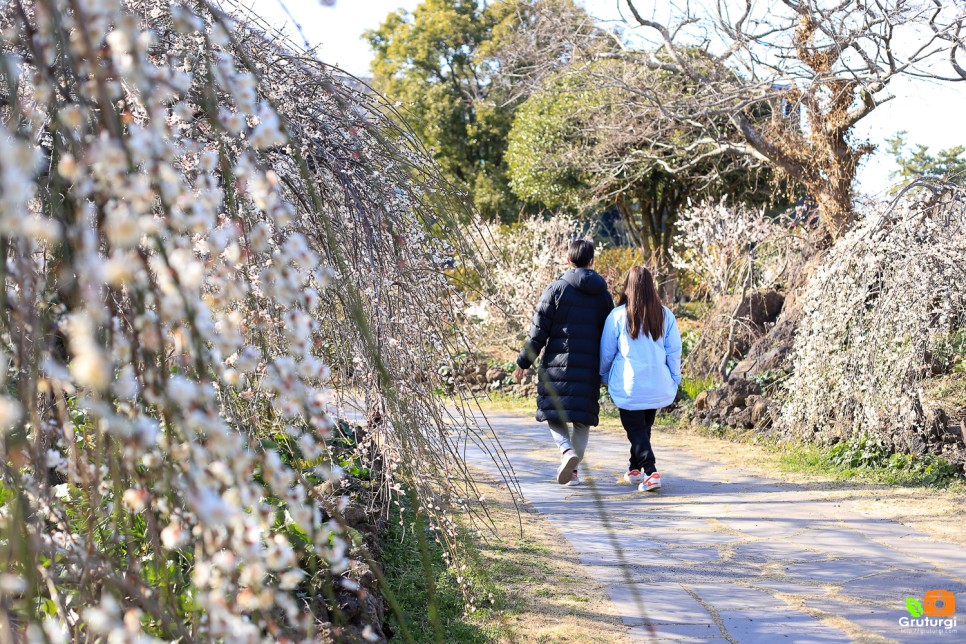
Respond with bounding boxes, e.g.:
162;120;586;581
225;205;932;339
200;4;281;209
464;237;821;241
465;412;966;644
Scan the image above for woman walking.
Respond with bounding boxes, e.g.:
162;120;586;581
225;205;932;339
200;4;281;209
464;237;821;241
599;266;682;492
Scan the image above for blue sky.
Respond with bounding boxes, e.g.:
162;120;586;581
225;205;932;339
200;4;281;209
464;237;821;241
245;0;966;196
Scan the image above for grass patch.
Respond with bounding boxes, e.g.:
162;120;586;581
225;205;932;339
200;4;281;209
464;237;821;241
453;392;533;415
680;375;715;400
677;420;966;490
774;437;966;489
381;494;504;643
673;300;712;321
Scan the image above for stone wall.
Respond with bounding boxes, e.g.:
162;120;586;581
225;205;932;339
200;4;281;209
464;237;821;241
439;359;537;398
314;423;392;642
691;378;778;432
685;289;785;378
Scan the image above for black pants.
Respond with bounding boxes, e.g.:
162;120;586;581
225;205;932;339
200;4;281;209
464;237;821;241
619;408;657;475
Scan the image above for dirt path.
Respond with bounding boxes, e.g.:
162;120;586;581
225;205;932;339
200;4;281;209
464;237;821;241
465;410;966;644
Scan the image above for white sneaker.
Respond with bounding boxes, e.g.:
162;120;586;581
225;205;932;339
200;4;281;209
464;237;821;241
624;469;646;484
557;450;579;484
639;472;662;492
565;471;581;486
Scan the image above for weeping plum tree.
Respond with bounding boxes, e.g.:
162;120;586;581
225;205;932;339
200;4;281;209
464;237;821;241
781;184;966;457
0;0;500;639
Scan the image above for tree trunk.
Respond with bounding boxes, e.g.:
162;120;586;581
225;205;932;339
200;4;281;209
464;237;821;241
615;185;686;301
649;225;679;303
805;126;864;239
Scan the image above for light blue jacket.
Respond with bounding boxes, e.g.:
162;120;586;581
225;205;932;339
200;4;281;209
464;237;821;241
599;305;682;410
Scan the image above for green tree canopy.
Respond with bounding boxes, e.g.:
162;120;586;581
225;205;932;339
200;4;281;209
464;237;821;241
506;62;782;270
366;0;524;221
887;132;966;188
504;74;592;210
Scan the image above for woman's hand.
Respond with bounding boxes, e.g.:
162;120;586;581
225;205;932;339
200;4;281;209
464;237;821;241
513;366;525;383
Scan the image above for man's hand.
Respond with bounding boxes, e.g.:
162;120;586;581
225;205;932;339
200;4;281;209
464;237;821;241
513;366;525;383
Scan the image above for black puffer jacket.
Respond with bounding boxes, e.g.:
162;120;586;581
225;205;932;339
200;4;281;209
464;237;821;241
516;268;615;426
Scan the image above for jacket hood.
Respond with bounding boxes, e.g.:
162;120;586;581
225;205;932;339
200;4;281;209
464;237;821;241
561;268;608;295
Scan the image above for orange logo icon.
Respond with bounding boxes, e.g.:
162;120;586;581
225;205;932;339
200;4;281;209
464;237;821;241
924;590;956;617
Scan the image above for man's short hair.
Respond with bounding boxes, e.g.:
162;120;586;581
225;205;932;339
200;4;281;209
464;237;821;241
568;239;595;268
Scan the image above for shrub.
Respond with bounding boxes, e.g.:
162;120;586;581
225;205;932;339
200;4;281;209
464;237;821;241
671;199;808;298
825;434;962;487
460;214;584;345
594;246;644;294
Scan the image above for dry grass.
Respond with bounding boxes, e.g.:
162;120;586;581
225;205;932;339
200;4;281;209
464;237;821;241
465;469;627;643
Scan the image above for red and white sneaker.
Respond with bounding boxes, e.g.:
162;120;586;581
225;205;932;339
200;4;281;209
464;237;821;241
624;469;646;485
639;472;662;492
565;470;581;487
557;450;579;484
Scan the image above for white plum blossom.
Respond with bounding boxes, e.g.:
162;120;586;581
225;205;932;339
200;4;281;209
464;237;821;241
670;198;807;297
0;397;23;431
470;214;583;337
780;189;966;453
0;0;487;639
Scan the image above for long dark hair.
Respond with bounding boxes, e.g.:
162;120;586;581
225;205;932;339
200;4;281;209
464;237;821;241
618;266;664;341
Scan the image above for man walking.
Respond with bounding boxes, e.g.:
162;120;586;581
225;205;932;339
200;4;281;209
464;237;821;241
513;239;614;486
